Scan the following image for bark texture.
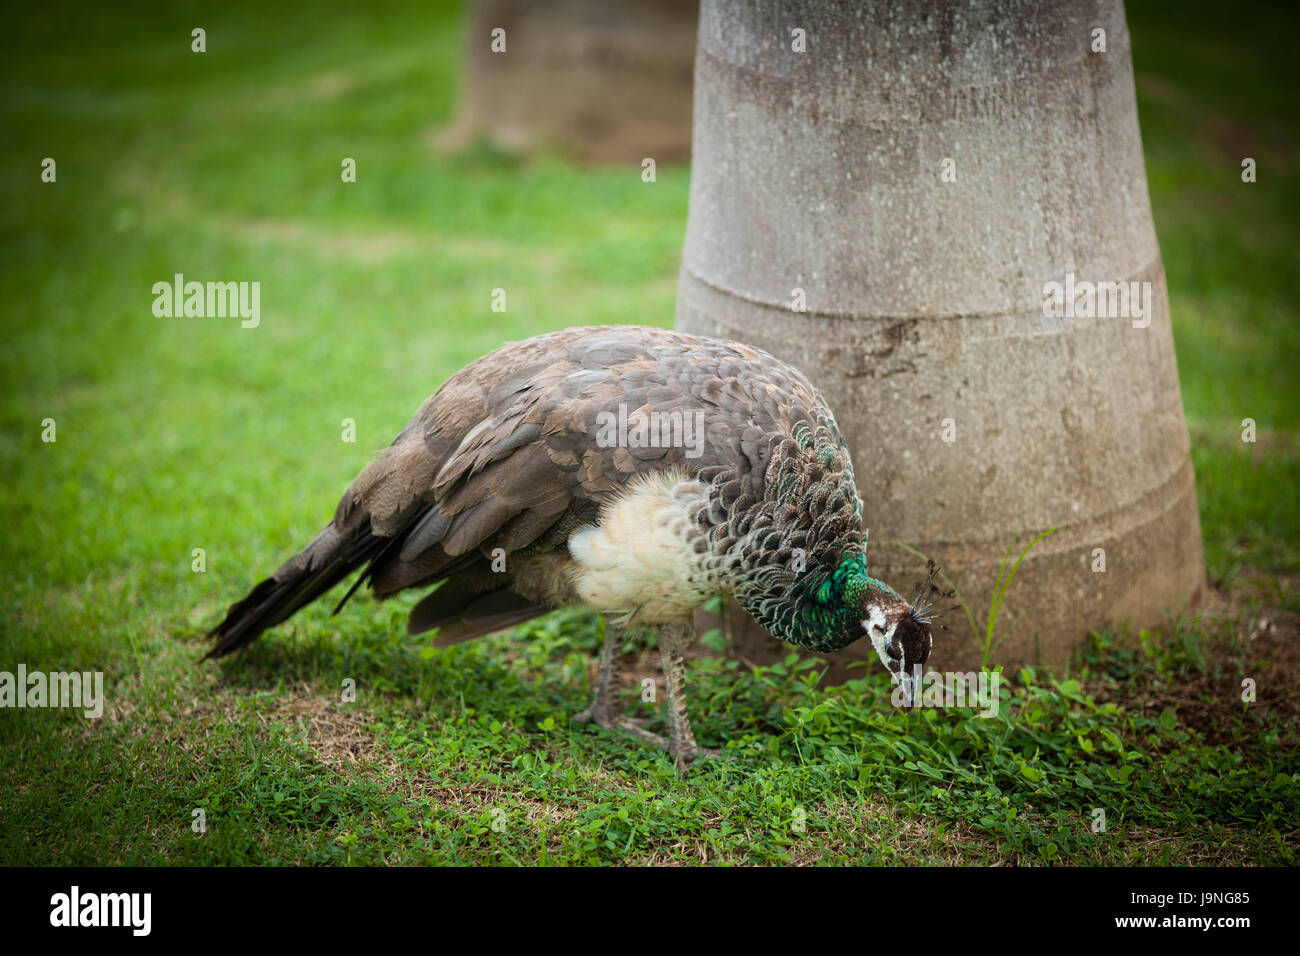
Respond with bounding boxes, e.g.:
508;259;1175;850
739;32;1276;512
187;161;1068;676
676;0;1205;673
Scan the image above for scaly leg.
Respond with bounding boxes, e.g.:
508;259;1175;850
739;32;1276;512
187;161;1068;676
658;617;720;772
571;618;622;726
571;619;665;746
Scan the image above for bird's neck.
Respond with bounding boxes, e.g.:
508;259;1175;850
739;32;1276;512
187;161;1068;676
735;552;871;653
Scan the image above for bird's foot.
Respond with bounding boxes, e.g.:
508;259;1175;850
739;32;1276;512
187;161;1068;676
672;745;723;775
570;703;615;726
570;706;668;748
617;720;667;748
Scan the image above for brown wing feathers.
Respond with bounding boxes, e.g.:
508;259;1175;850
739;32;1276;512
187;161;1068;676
203;521;391;659
204;326;811;659
206;335;574;657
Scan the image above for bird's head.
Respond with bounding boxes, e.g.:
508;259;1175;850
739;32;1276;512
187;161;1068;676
792;555;951;704
804;554;952;706
859;558;956;706
842;574;925;702
858;579;934;707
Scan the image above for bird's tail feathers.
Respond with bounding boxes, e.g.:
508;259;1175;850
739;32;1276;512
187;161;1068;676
203;523;385;660
408;579;547;646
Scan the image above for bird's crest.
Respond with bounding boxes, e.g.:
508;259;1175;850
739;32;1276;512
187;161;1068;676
909;558;959;631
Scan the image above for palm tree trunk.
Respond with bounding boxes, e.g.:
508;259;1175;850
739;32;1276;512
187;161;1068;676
677;0;1205;673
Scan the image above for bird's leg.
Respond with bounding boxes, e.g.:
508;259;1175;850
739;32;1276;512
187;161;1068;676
571;618;622;726
658;617;720;772
572;619;666;747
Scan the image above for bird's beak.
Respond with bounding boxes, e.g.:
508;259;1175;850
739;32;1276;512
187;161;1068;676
896;665;917;708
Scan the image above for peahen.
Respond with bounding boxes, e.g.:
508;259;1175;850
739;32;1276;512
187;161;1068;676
204;326;937;769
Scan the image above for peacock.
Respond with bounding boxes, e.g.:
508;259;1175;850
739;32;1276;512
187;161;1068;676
204;325;937;769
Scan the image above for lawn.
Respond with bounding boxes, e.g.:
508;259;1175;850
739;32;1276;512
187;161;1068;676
0;0;1296;865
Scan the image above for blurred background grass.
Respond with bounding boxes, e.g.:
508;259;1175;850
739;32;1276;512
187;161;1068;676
0;0;690;670
0;0;1296;864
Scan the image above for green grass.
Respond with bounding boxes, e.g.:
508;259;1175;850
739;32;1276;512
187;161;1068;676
1;0;1296;865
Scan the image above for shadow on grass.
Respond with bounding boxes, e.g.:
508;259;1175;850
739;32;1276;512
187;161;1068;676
194;609;595;722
